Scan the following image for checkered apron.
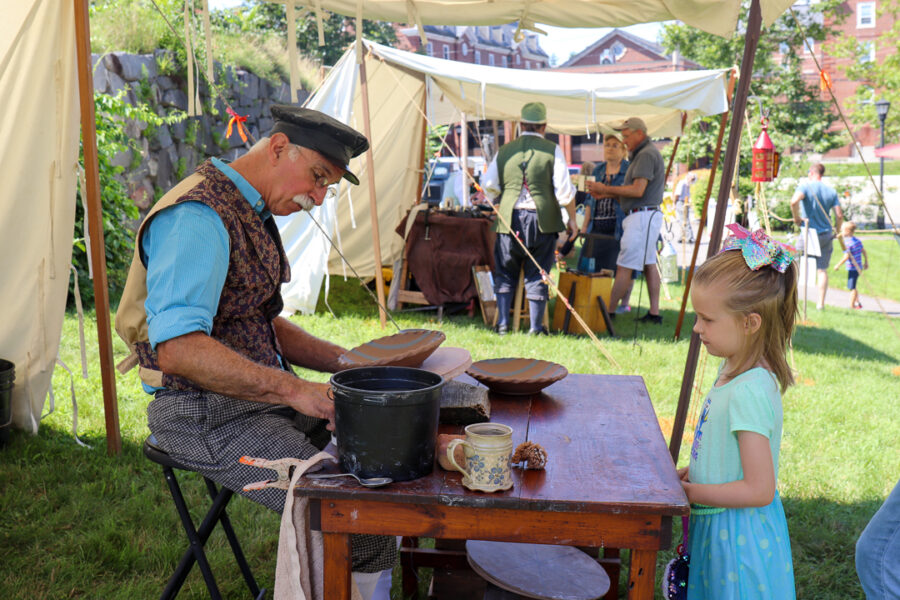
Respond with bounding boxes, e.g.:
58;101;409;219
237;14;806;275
148;388;397;573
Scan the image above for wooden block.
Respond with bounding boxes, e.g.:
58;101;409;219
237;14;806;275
440;380;490;425
551;271;613;335
472;266;497;326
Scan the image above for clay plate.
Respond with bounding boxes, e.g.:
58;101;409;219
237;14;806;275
466;358;568;395
338;329;446;369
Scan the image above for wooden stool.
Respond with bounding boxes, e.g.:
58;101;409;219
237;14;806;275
143;436;266;600
466;540;610;600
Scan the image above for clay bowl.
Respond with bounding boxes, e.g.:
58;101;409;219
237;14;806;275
466;358;568;396
338;329;446;370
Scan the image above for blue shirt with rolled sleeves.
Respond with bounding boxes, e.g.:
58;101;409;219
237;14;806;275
140;157;271;392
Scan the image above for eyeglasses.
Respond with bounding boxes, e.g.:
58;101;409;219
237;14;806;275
312;171;339;202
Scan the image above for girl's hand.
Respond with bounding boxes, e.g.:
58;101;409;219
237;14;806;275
681;480;695;502
677;466;690;481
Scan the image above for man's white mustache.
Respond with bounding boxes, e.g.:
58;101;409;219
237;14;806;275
292;194;315;211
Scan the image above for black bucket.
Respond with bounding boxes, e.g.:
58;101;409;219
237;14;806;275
0;359;14;447
330;366;444;482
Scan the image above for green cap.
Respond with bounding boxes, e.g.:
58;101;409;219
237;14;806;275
520;102;547;124
269;105;369;185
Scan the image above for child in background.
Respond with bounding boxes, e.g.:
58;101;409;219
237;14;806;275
680;224;798;599
833;221;868;309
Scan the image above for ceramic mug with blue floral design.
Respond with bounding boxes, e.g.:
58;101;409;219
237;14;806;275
446;423;513;492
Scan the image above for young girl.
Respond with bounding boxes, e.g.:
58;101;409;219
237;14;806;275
680;225;798;598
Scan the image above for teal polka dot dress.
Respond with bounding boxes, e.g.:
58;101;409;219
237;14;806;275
686;368;795;599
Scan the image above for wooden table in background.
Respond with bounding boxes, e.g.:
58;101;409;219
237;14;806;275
295;374;689;600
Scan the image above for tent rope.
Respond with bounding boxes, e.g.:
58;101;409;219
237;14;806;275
148;0;254;144
372;48;620;368
742;81;899;339
789;7;896;232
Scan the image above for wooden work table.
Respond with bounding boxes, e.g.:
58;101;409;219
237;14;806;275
296;373;689;599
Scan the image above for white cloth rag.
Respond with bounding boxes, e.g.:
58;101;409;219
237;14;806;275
243;452;363;600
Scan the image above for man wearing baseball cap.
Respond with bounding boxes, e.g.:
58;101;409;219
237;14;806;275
587;117;666;324
116;105;397;597
480;101;577;335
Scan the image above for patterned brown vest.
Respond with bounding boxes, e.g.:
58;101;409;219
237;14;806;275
131;160;292;392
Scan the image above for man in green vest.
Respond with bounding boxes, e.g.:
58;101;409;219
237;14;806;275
481;102;577;335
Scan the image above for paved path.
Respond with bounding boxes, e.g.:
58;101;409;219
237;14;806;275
668;230;900;318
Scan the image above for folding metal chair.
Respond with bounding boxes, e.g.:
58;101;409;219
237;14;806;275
143;435;266;600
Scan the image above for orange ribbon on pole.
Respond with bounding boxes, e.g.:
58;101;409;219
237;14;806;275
226;107;249;143
819;69;833;93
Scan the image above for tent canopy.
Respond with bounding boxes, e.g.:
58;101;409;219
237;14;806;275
276;39;731;314
284;0;795;38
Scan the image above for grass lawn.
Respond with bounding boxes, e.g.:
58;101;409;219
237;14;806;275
1;272;897;599
827;236;900;302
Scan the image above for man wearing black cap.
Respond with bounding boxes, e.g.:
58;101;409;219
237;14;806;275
116;105;396;596
588;117;665;324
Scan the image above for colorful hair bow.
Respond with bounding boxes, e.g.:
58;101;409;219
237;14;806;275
720;223;797;273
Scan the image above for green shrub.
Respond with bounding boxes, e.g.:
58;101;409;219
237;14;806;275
72;91;184;310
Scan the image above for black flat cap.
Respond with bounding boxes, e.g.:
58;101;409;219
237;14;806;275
269;105;369;185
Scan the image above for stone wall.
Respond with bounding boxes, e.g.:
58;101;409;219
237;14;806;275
91;50;309;214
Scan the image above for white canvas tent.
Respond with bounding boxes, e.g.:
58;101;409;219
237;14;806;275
1;0;792;453
277;39;732;314
1;2;82;437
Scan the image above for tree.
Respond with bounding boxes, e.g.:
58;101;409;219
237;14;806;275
212;0;396;66
660;0;847;178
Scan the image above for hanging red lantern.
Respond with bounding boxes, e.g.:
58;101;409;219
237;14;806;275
752;117;778;182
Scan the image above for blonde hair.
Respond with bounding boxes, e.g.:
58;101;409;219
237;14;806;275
842;221;857;234
693;249;798;392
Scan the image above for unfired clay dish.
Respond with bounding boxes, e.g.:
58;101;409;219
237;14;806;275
338;329;446;369
466;358;568;395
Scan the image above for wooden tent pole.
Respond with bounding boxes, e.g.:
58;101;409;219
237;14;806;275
673;72;736;341
358;51;388;328
73;0;121;455
663;113;686;183
669;0;762;463
460;113;468;206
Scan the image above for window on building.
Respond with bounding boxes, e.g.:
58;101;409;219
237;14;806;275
502;55;509;67
859;40;876;63
426;42;433;56
857;2;876;28
525;60;531;69
516;54;521;65
443;45;450;60
612;42;626;59
778;42;790;55
475;50;481;64
803;37;815;55
462;42;468;57
489;54;495;66
600;49;613;64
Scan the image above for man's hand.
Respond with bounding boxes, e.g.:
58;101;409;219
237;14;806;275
287;380;335;430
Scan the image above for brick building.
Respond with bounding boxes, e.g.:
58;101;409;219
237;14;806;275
790;0;895;159
556;28;698;74
396;24;551;70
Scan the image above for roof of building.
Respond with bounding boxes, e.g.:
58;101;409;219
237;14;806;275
561;28;667;67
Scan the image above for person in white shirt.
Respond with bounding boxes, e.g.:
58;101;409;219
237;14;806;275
480;102;576;335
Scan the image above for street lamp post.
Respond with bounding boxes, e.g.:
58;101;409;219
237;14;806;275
875;99;890;229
